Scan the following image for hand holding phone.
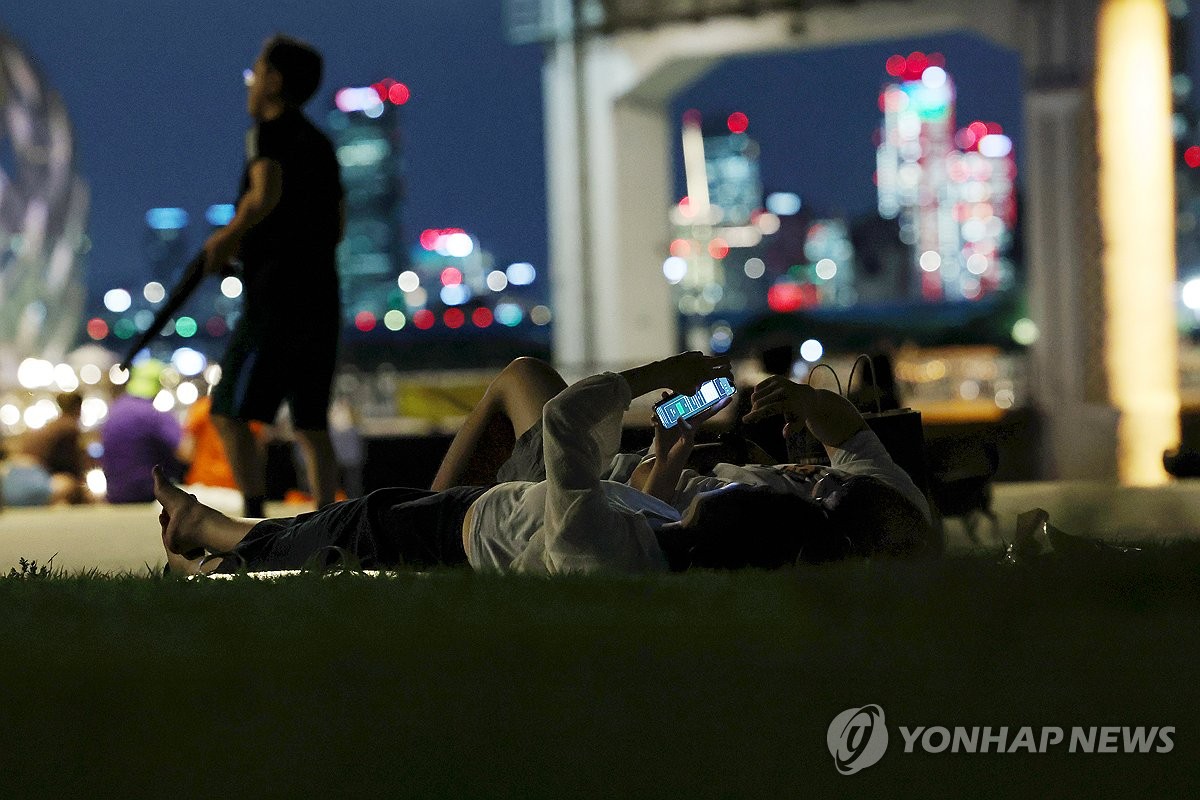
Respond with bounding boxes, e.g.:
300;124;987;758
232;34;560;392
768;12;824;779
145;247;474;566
653;377;737;429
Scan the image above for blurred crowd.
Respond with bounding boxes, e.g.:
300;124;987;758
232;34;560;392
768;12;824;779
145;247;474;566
0;359;361;510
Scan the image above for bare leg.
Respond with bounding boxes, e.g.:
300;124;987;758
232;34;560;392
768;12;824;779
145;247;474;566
154;466;260;575
295;428;339;508
430;357;567;490
213;414;267;499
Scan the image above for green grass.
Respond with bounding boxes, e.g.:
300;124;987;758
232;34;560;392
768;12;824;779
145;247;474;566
0;548;1198;798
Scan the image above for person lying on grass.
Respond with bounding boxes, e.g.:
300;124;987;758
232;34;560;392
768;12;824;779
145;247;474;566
155;352;931;576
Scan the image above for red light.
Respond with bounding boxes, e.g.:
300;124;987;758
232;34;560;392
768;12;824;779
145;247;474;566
371;82;387;101
86;318;108;340
767;283;804;313
413;309;435;330
928;52;945;68
885;55;906;77
669;238;691;257
682;108;702;126
955;128;978;150
708;238;729;259
441;267;463;286
355;311;376;332
205;316;227;337
968;121;989;141
726;112;749;134
388;83;410;105
678;197;694;218
443;308;465;329
472;307;493;328
905;51;929;80
419;229;440;250
985;121;1004;136
1186;146;1200;168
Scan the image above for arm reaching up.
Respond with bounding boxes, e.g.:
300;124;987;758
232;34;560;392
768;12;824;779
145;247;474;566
742;376;868;454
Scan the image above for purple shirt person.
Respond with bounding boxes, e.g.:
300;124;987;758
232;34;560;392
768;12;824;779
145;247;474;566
100;360;182;504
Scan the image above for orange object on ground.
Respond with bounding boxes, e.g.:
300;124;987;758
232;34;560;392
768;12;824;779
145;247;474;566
183;396;262;488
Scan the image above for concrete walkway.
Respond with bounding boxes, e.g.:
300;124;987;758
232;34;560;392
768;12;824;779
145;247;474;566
3;481;1200;574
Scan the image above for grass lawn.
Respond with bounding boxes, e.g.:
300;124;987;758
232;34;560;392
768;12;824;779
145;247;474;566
0;546;1197;798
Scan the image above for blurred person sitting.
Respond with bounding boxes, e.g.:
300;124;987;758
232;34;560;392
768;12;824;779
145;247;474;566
101;360;183;504
2;391;89;506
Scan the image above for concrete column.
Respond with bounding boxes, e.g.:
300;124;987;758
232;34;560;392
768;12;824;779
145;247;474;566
1022;86;1119;478
543;37;681;375
543;38;592;374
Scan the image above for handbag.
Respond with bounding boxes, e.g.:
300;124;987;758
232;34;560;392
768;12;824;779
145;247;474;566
787;355;931;498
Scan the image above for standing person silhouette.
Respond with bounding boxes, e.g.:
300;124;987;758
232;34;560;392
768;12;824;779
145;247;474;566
204;35;344;517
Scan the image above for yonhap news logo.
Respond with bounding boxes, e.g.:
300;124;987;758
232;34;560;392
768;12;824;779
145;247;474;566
826;705;1176;774
827;705;889;774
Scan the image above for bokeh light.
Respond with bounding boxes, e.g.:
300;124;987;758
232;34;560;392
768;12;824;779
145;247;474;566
384;310;406;330
104;289;131;313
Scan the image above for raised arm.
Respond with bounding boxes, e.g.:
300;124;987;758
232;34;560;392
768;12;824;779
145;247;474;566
618;351;732;400
536;353;730;572
742;376;868;456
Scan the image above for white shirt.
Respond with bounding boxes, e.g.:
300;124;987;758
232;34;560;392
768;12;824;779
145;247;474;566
468;373;930;575
468;373;675;575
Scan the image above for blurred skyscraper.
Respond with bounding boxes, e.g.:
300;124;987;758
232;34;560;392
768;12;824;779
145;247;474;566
328;79;409;325
875;53;1016;302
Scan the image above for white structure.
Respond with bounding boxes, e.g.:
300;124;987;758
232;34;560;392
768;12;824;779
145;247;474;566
517;0;1179;483
0;31;90;387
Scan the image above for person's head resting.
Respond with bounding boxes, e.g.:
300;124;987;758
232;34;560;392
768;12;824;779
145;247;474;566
657;477;934;571
249;35;323;118
56;391;84;419
658;483;845;570
823;474;934;558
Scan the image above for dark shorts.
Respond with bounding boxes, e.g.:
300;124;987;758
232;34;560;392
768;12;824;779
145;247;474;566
211;310;339;430
222;485;488;572
495;420;547;483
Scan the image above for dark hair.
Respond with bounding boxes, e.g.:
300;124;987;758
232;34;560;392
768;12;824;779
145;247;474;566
56;391;84;416
826;475;935;557
661;484;846;570
262;35;323;106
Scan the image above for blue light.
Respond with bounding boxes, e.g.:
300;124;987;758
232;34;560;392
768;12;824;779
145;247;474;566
439;284;471;306
145;207;189;230
765;192;802;216
206;204;236;226
495;303;523;327
505;262;536;286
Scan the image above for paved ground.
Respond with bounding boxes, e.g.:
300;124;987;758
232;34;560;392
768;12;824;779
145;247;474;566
3;481;1200;574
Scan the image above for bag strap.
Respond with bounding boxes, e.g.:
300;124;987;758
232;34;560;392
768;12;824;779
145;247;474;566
806;363;842;395
846;353;882;415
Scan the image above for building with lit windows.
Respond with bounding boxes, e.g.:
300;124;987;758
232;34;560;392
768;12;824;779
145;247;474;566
328;79;409;326
875;53;1016;302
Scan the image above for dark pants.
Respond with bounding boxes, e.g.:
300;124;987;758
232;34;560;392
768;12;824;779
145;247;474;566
220;485;487;572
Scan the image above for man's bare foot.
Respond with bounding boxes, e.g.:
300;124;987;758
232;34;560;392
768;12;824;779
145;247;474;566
154;466;261;564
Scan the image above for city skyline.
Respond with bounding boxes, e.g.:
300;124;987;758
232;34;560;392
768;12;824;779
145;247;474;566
6;2;1200;323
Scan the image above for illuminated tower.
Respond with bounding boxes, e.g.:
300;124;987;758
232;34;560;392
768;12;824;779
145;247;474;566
666;110;774;350
876;53;1015;302
328;79;409;326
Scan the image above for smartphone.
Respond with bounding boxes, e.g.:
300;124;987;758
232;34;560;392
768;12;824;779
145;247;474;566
653;377;736;429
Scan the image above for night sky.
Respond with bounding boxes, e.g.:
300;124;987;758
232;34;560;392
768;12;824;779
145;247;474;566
6;1;1161;317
